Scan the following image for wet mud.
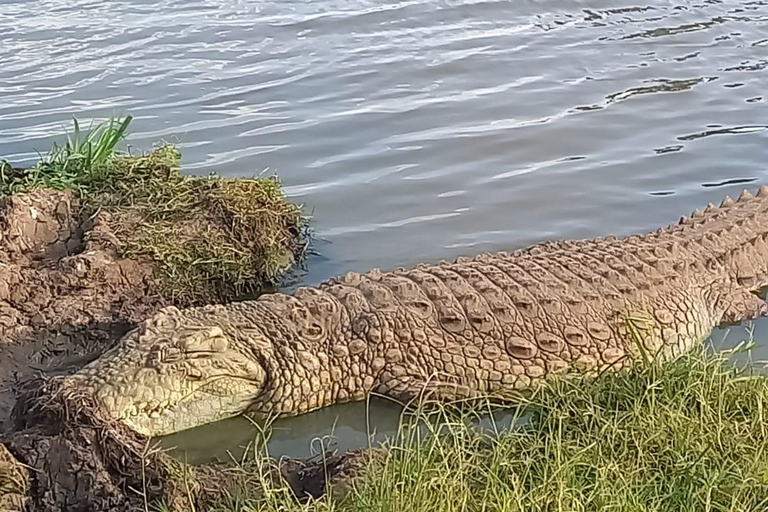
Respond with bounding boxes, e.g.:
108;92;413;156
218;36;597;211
1;375;377;511
0;188;164;510
0;188;164;433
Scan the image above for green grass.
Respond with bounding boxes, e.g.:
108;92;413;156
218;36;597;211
0;115;133;196
192;341;768;512
0;115;309;304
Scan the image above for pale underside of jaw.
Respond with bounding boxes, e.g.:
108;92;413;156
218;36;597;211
121;403;236;437
108;376;262;437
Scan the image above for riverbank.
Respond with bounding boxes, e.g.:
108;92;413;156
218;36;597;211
3;117;768;511
5;336;767;512
196;343;768;512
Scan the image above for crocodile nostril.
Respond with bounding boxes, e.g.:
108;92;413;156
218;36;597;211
210;337;228;352
164;347;182;363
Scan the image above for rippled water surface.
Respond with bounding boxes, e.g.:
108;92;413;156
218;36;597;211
2;0;768;462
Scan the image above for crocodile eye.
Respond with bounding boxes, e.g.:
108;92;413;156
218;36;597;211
737;276;757;288
183;328;229;353
184;367;204;381
209;337;229;352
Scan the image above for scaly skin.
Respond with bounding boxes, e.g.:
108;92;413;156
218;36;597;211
70;187;768;436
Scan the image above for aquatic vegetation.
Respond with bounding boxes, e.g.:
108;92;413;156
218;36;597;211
0;115;309;304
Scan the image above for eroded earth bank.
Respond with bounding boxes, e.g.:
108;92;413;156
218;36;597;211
0;148;374;511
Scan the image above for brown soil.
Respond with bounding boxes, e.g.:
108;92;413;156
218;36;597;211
0;189;374;511
0;188;164;433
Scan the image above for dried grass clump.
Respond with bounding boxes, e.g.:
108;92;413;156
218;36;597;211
93;146;309;304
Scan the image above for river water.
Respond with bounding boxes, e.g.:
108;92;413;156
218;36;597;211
1;0;767;463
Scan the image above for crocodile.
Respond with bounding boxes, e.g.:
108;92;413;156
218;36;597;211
70;187;768;437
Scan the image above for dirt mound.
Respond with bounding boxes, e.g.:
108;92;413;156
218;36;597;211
4;376;173;511
0;188;164;432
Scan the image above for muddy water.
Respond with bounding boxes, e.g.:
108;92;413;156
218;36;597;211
2;0;768;463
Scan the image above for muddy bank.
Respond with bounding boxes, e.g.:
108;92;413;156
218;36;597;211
0;188;162;432
0;188;169;511
0;142;314;510
0;375;380;511
0;145;308;429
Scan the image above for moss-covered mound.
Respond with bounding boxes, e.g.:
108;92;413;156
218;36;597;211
80;146;308;303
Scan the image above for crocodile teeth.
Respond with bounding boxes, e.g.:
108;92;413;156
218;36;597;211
149;410;161;418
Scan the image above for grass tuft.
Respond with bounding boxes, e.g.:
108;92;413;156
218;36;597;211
0;116;309;303
0;116;133;196
105;147;309;303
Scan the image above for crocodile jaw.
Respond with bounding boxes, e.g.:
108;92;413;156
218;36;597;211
71;306;271;437
115;379;262;437
80;357;267;437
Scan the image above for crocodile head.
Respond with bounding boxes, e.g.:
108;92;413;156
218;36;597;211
71;305;272;437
